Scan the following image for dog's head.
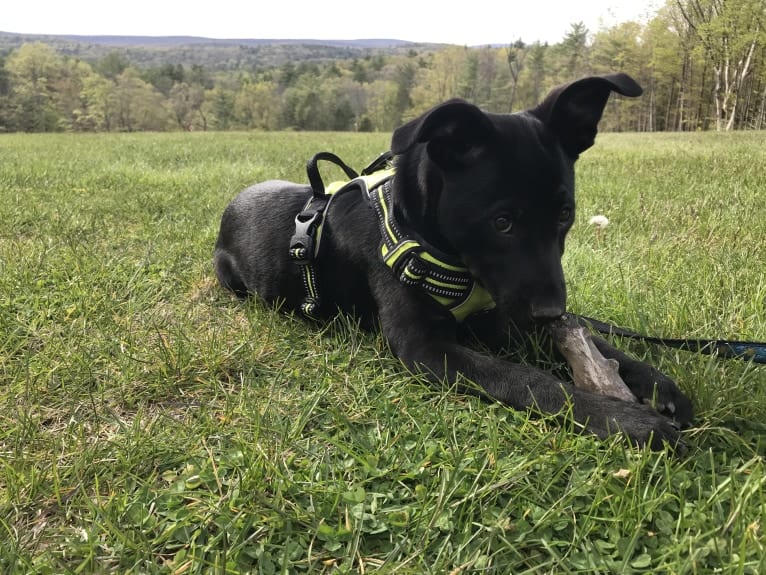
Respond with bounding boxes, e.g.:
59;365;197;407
390;73;642;331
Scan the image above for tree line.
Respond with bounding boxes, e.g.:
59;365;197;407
1;0;764;133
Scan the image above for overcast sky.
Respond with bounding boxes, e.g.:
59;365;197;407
3;0;662;45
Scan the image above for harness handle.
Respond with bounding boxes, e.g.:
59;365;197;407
306;152;359;197
361;151;394;176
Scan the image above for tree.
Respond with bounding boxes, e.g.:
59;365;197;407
591;22;647;130
234;80;279;130
525;42;549;108
676;0;765;130
79;72;113;131
392;61;416;125
643;8;686;131
110;67;171;131
2;21;765;134
204;86;237;130
0;56;14;131
187;64;214;89
506;40;528;112
365;79;399;131
53;59;104;131
658;1;710;130
457;46;501;109
143;63;185;96
96;51;129;80
169;82;206;130
351;58;369;83
5;43;64;131
408;46;466;115
556;22;591;81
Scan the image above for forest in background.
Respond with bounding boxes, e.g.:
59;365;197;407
1;0;764;133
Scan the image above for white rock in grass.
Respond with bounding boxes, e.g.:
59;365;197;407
588;215;610;228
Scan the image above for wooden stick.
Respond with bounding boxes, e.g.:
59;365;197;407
548;314;637;402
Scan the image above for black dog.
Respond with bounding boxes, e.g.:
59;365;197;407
214;73;692;449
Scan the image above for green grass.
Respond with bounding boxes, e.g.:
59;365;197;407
1;130;765;574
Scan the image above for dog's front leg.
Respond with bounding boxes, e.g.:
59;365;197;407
403;339;683;450
376;292;684;450
591;337;694;426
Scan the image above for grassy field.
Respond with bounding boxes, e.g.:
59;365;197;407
1;129;765;574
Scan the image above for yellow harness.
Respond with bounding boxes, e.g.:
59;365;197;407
290;154;495;322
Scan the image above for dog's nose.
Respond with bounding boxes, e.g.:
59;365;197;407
529;304;565;324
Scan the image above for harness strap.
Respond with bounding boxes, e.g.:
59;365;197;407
290;152;395;318
289;194;329;317
578;315;766;364
368;180;495;322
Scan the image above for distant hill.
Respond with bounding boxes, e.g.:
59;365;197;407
54;35;418;49
0;31;443;70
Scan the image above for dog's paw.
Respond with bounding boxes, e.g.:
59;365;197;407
580;397;686;454
620;364;693;428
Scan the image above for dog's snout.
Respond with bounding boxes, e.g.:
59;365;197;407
529;304;566;324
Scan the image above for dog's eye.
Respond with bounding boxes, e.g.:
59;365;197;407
494;215;513;234
559;207;573;224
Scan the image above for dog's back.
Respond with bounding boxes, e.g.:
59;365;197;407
214;181;311;303
214;178;381;321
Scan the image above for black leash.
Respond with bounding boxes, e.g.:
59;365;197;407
577;315;766;364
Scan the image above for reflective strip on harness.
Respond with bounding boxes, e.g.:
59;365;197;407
369;180;495;322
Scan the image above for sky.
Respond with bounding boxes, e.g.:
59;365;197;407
3;0;662;46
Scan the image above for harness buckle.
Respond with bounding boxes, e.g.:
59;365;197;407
289;210;322;264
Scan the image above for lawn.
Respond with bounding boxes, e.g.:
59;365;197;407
1;130;765;573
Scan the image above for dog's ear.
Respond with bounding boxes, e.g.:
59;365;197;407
391;99;497;169
530;73;642;158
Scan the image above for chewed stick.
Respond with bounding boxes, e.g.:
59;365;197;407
548;314;637;403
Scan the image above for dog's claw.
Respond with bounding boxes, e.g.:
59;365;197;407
619;365;693;428
666;401;676;414
587;399;687;454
